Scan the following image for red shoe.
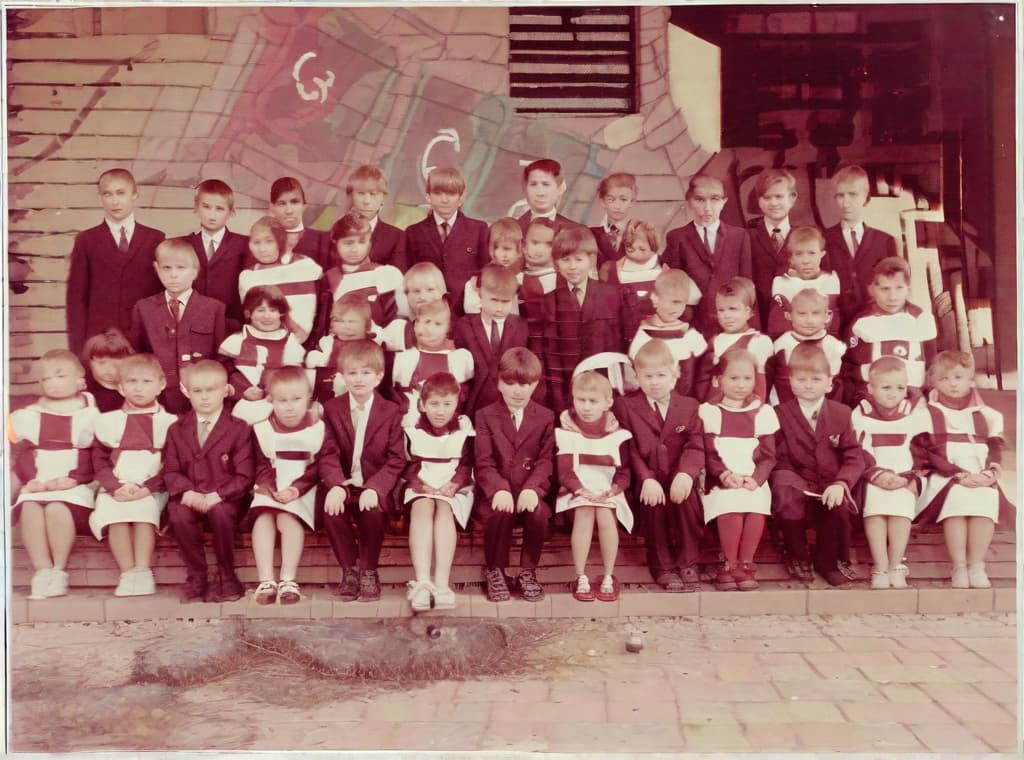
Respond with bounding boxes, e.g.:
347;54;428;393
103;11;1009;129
715;563;738;591
595;575;620;602
737;562;759;591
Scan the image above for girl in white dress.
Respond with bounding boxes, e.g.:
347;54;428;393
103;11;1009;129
403;372;475;612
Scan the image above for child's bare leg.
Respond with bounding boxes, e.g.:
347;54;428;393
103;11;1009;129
738;514;766;563
43;502;76;570
887;516;912;569
595;507;619;576
133;522;156;569
864;515;889;570
251;513;278;581
19;501;52;570
409;498;435;583
965;516;995;565
942;516;967;566
570;507;595;576
107;523;135;571
432;502;457;590
276;513;305;581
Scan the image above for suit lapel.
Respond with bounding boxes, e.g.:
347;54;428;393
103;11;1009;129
201;411;230;453
499;405;519;444
686;224;712;267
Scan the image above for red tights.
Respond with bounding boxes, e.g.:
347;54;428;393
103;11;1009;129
716;513;766;565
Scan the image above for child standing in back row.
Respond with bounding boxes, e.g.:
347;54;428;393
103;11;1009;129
590;172;637;266
345;164;406;270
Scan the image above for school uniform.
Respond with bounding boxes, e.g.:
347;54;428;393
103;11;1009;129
765;270;842;338
520;265;558;356
474;399;555;571
238;255;323;340
319;262;408;332
405;211;489;314
391;346;475;427
164;410;254;585
89;403;178;540
628;320;708;397
291;227;332;270
319;391;405;571
369;218;407;271
186;229;249;332
85;375;124;413
250;412;326;530
66;219;165;354
851;398;929;519
218;326;307;424
823;222;897;328
769;330;846;404
748;217;792;325
129;289;228;414
590;221;627;268
542;277;623;412
453;313;529;418
554;411;634;531
842;303;937;403
305;335;356;404
598;258;670;344
463;273;523;317
771;398;865;573
614;391;705;576
403;415;476;529
693;329;772;403
517;210;574;235
662;221;754;334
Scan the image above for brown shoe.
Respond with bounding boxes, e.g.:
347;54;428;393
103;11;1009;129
655;570;686;592
736;562;759;591
715;563;738;591
679;566;700;593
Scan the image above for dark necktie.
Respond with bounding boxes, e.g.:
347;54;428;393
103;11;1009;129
608;224;619;250
653;402;665;425
771;227;784;252
439;221;449;243
702;226;712;255
169;298;181;322
489;320;501;356
198;418;211;446
572;285;584;306
118;226;129;253
849;229;859;255
511;411;520;431
208;239;217;260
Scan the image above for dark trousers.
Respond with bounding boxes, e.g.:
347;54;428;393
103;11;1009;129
477;497;551;571
167;500;239;580
778;497;850;571
320;487;387;571
644;494;703;572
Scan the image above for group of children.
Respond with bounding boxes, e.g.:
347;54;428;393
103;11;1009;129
10;159;1009;609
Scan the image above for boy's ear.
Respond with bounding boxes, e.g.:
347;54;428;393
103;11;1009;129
783;310;793;322
711;376;720;388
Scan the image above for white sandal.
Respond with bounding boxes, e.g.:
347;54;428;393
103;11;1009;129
254;580;278;605
277;579;302;605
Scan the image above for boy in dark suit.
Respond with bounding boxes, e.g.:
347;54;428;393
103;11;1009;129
663;174;754;334
66;168;166;354
748;168;798;326
771;343;866;586
128;239;228;414
270;176;332;269
590;172;637;267
185;179;249;332
454;265;529;418
541;224;623;412
473;347;554;602
346;165;406;270
614;339;705;591
319;340;406;601
517;158;574;234
404;167;489;315
822;165;898;329
164;360;254;602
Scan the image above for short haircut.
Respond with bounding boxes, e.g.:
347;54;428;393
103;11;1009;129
868;356;909;379
788;226;825;251
871;256;911;284
242;284;290;320
523;158;562;183
571;369;612;399
788;342;831;376
715;347;756;376
754;168;796;198
789;287;829;310
654;268;691;301
345;165;387;195
266;365;310;394
329;211;371;245
155;237;200;268
929;350;975;380
40;349;85;376
633;339;676;371
270;176;306;203
81;327;134;362
420;371;460;401
715;276;756;308
686;174;724;200
497;347;542;385
338;339;385;374
195;178;234;209
415;298;451;325
551;223;598;262
182;358;228;386
479;264;519;298
98;168;136;191
119;353;165;381
622;219;660;253
526;217;556;236
833;165;870;189
488;217;523;251
426;167;466;195
250;215;288;254
332;294;372;327
597;172;637;197
404;261;447;292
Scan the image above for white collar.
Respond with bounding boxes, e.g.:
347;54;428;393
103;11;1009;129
286;223;304;234
530;209;558;221
841;220;865;234
201;228;226;246
105;215;136;238
696;220;721;234
433;210;458;228
764;218;790;236
349;393;374;414
198;408;222;428
166;289;193;309
797;396;825;416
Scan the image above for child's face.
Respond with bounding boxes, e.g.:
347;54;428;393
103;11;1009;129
349;185;385;219
414;312;450;351
757;182;796;224
184;370;230;418
426;188;464;220
490;240;522;269
340;360;383;400
269;379;311;428
154;250;199;297
932;362;974;400
867;368;908;410
524;170;565;214
479;287;515;322
39;360;85;400
599;185;636;224
834;178;869;223
330;309;369;340
497;379;538;411
248;302;283;332
789;368;832;404
869;273;910;314
335;232;371;267
687;178;726;227
716;295;753;334
118;367;166;408
195;192;233;233
89;356;123;387
636;363;678;404
789;241;825;279
99;177;138;222
650;288;687;323
572;386;613;423
624;235;657;265
406;276;445;313
421;392;458;429
717;359;756;403
271;189;306;230
249;225;281;265
786;297;830;337
524;226;554;267
556;251;594;286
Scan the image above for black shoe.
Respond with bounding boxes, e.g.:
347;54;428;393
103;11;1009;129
655;570;686;592
836;561;859;582
515;568;544;602
795;560;814;583
336;568;360;601
182;575;208;602
218;571;245;602
485;567;512;602
822;569;849;587
679;566;700;593
358;569;381;602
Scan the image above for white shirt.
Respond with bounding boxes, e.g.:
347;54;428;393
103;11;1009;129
601;216;627;234
645;394;669;421
197;408;223;440
349;394;374;486
696;220;721;252
568;278;588;301
105;214;136;244
797;397;825;428
433;210;459;236
764;218;791;238
530;209;558;221
286;223;304;234
481;315;505;342
841;221;865;254
509;405;523;431
367;215;379;234
166;288;193;316
201;229;225;259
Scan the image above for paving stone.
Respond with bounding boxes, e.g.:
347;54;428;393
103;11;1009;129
891;649;948;666
477;721;548;752
468;595;499;618
918;588;994;614
526;698;607;722
550;592;619;618
544;720;685;753
670;676;780;703
860;663;964;684
794;721;924;751
968;721;1019;752
605;676;675;702
681;720;751;751
619;589;700;617
331;598;380;618
734;699;846;724
607;698;679;723
365;694;440;722
456;679;549;703
961;681;1016;706
932;699;1016;726
497;597;550;618
774;678;882;701
992;586;1016;611
877;683;934;703
743;722;801;751
839;698;953;725
893;634;967;652
389;720;486;751
908;722;993;752
918;682;993;704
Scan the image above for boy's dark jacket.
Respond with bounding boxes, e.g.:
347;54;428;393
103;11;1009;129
162;411;255;502
772;398;865;501
613;390;704;484
473;399;555;499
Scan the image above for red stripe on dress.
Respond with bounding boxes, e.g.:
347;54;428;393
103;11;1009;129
37;412;73;450
871;433;908;447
